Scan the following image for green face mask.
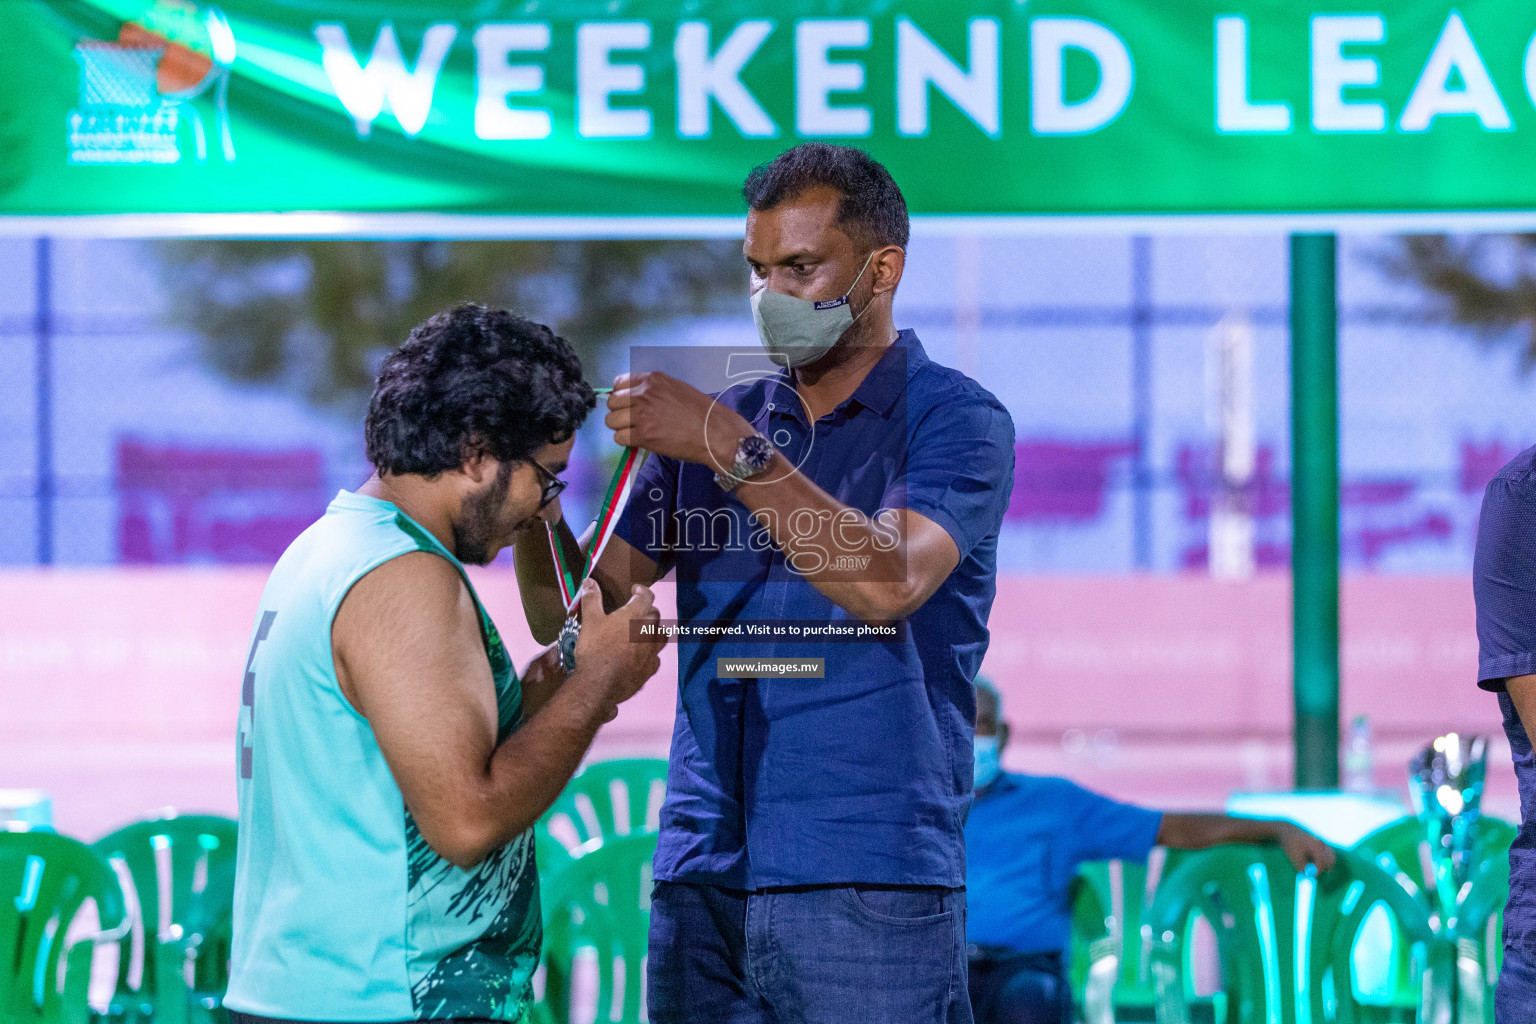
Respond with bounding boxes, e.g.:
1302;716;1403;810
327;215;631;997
750;252;875;369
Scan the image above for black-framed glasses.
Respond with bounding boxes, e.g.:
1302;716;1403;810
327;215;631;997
525;458;568;509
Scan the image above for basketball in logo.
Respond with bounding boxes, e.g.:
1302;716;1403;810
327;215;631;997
68;1;236;165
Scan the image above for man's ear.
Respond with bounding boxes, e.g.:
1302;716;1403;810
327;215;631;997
997;721;1011;754
461;450;496;485
872;245;905;297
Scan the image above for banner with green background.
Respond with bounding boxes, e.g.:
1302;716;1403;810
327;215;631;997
3;0;1536;225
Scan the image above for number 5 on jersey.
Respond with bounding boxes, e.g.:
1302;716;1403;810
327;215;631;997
239;611;277;780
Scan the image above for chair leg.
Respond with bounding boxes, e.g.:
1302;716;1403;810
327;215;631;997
1083;950;1119;1024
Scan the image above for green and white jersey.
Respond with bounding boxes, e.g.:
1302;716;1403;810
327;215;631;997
227;490;540;1022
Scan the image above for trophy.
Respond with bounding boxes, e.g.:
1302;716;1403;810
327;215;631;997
1407;733;1488;918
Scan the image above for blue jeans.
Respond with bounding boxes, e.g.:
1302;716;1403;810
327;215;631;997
1498;943;1536;1023
648;881;972;1024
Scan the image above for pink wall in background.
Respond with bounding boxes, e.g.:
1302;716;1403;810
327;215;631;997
980;575;1511;818
0;570;1513;840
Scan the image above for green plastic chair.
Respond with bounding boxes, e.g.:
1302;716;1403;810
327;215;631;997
535;832;657;1024
1354;816;1515;914
92;814;238;1024
537;759;667;877
1442;853;1509;1024
0;830;129;1024
1074;850;1190;1023
1353;815;1514;1020
1147;845;1449;1024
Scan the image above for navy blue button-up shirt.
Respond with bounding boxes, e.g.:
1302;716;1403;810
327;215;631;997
1474;443;1536;957
615;330;1016;888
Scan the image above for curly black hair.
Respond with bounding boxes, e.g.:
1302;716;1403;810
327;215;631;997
365;303;596;477
741;143;909;251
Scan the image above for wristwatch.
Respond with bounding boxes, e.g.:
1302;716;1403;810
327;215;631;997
714;432;775;492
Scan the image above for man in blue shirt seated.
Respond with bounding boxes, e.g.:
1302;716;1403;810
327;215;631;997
965;679;1335;1024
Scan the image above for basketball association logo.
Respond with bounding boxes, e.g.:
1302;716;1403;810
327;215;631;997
67;1;236;165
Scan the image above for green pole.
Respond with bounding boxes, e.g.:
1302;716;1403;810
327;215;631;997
1290;233;1340;791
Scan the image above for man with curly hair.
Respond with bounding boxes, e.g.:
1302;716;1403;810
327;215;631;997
225;304;666;1024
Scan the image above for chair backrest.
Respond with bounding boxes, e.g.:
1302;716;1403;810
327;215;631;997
0;830;127;1024
1353;814;1514;1016
538;759;667;868
1147;845;1445;1024
538;832;657;1024
1354;815;1515;906
91;814;237;1014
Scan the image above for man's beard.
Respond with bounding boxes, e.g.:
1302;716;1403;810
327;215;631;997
452;460;517;565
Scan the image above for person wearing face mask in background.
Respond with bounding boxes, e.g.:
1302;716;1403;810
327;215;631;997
515;143;1017;1023
965;678;1337;1024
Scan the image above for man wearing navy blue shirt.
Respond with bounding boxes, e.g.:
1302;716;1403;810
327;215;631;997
517;143;1015;1023
1472;444;1536;1022
966;680;1333;1024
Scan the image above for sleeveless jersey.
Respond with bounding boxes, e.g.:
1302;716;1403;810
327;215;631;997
226;490;539;1022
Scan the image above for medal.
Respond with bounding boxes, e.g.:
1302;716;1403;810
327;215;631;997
546;446;649;672
558;616;580;674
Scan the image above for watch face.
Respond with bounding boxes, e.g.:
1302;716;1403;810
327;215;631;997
740;433;774;471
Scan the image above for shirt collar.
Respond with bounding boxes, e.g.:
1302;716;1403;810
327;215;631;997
848;329;924;416
760;329;926;423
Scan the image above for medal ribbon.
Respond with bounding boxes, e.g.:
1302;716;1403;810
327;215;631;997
546;446;649;614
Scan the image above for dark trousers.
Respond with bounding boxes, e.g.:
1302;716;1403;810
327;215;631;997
967;948;1071;1024
647;879;972;1024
